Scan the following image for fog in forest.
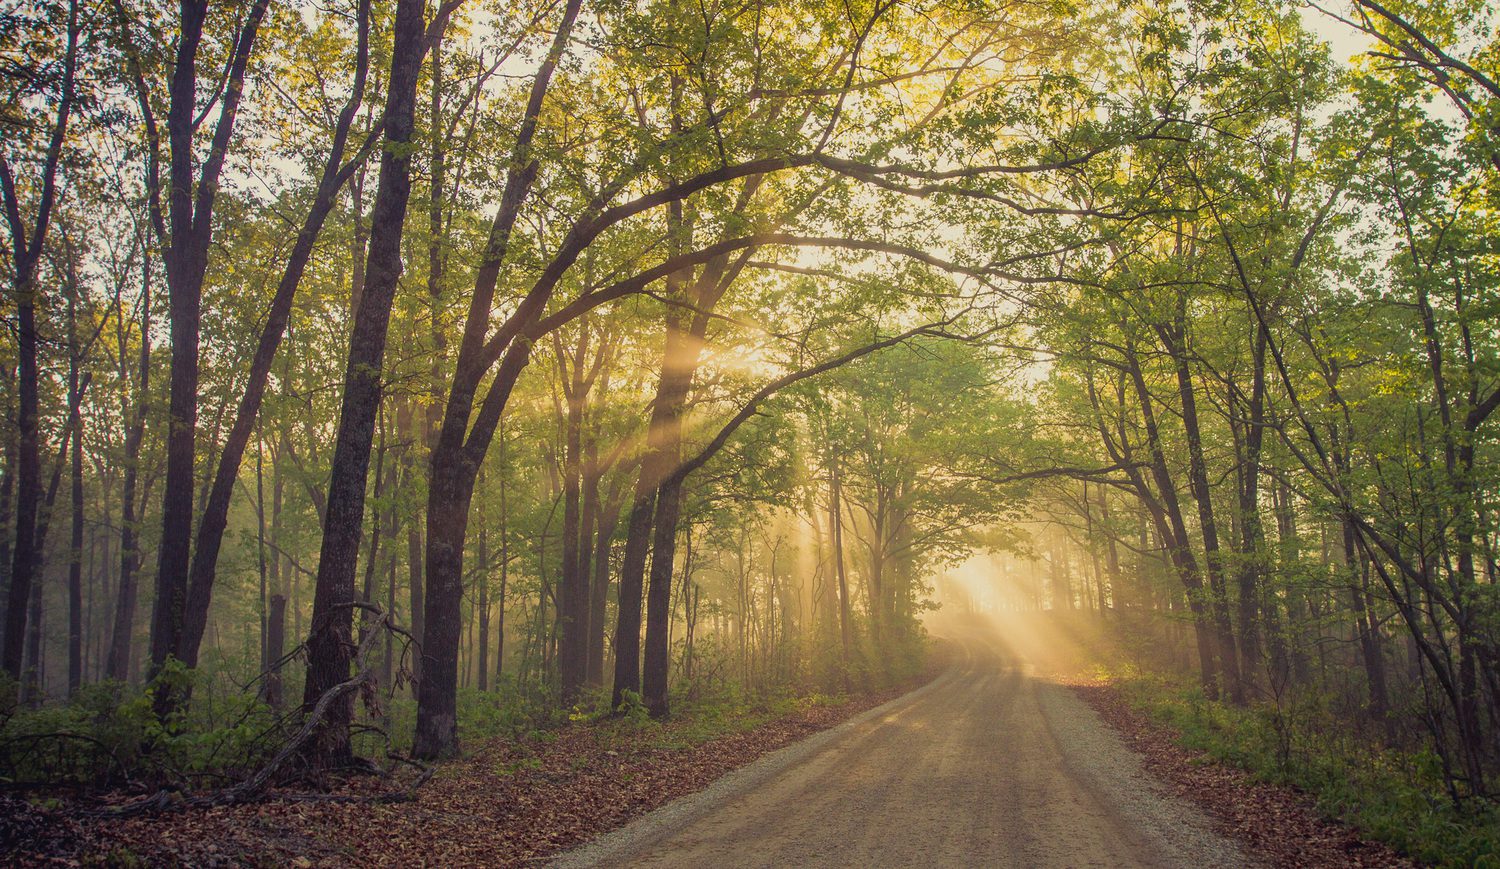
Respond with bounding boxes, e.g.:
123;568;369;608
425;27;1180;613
2;0;1497;862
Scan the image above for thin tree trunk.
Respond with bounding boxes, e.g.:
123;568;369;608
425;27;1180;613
1164;317;1244;703
0;410;16;656
108;248;150;682
263;434;286;709
0;0;78;687
585;477;616;688
477;519;489;692
831;460;853;689
1233;330;1268;690
413;0;585;757
1344;520;1390;725
22;415;78;702
255;435;268;677
382;503;397;694
66;254;84;696
397;397;424;684
557;328;589;703
1112;357;1222;696
496;477;508;687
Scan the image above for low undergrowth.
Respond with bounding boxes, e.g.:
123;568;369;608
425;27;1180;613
5;661;938;867
1103;665;1500;868
0;666;281;793
1;638;928;802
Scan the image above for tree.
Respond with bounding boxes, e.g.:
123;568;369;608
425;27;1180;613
1;0;80;687
301;0;432;767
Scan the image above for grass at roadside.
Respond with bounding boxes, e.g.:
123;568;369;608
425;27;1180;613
1093;662;1500;868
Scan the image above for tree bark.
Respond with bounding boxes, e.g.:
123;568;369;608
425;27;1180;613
66;255;84;696
22;408;80;702
830;460;854;688
1162;315;1244;704
0;0;79;686
1099;357;1222;696
107;258;151;682
262;446;286;709
301;0;424;768
584;456;617;687
412;0;584;756
477;520;489;692
148;0;268;708
642;474;684;716
1232;330;1268;690
612;308;694;708
557;329;589;703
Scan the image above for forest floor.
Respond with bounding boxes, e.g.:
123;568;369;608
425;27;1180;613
1;672;936;867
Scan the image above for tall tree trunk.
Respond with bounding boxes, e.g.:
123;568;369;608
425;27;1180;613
584;470;615;688
148;0;269;708
175;1;374;669
477;520;489;692
108;260;151;682
397;397;424;684
557;329;589;703
611;482;656;709
1274;479;1310;684
381;503;397;694
22;416;78;702
1115;355;1221;697
0;413;16;658
611;311;692;708
65;254;84;696
642;475;684;716
358;428;387;647
496;476;508;687
615;250;736;708
0;0;77;687
1343;520;1390;726
262;435;286;709
1164;318;1244;704
416;344;528;757
23;571;43;704
2;278;42;685
1233;330;1268;691
301;0;425;767
830;460;854;689
413;0;588;754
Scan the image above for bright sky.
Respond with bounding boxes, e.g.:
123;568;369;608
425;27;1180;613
1299;1;1377;66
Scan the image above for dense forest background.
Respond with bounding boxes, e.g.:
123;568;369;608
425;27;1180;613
1;0;1497;846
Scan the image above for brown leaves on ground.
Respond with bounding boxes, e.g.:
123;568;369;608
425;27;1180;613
1069;679;1415;869
4;683;921;868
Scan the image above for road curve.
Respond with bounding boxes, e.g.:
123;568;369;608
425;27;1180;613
550;625;1248;868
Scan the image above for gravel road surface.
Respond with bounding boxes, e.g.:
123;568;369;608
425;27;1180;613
551;625;1249;868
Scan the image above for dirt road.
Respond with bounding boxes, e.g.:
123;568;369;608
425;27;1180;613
551;624;1249;868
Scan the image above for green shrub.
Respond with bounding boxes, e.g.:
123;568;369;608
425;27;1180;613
0;663;280;790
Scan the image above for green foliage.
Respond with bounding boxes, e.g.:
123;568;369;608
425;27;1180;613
364;679;571;758
0;664;278;790
613;689;652;730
